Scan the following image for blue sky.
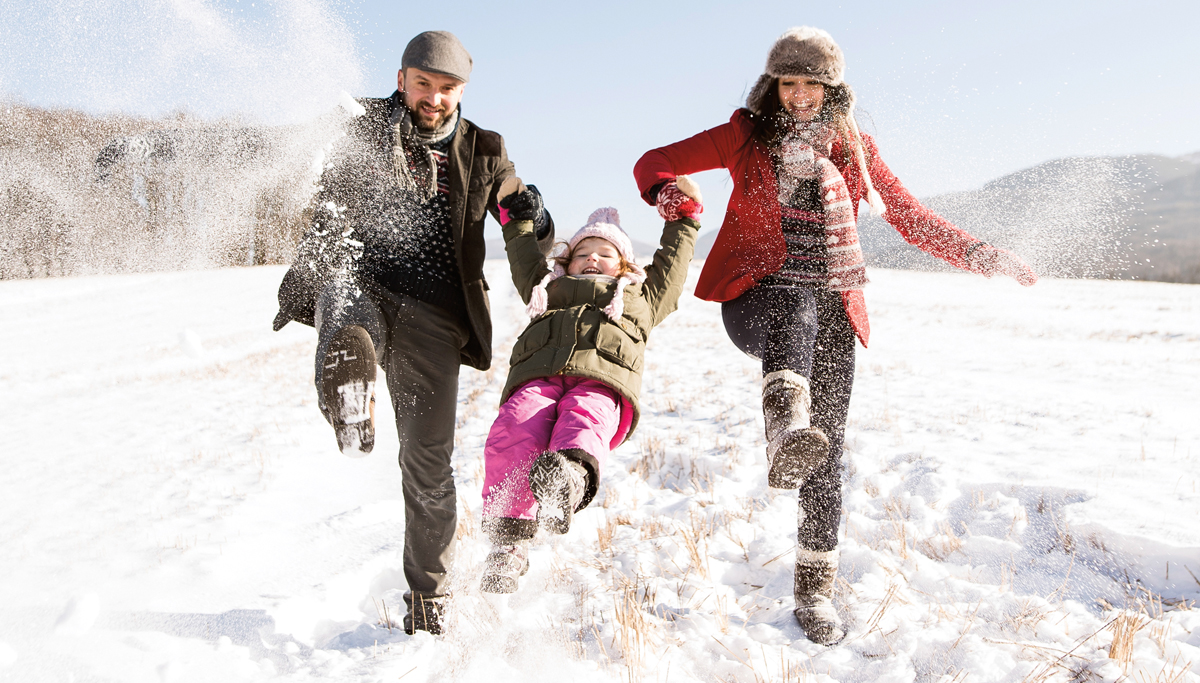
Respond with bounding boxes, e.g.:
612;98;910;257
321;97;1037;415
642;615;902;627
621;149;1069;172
2;0;1198;241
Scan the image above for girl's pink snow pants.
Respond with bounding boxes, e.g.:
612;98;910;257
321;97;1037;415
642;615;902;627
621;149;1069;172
482;376;629;522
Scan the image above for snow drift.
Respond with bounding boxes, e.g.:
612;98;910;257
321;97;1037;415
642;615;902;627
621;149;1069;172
1;262;1197;681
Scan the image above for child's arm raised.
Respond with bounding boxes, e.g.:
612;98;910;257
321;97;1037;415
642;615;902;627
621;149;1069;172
641;176;703;327
498;178;554;305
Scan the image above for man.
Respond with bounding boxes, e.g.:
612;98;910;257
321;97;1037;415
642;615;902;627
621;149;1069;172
272;30;553;635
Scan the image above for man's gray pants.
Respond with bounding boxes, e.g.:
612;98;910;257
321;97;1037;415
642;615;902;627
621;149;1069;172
315;277;467;610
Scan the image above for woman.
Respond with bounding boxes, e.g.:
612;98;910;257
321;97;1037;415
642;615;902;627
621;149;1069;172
633;27;1036;646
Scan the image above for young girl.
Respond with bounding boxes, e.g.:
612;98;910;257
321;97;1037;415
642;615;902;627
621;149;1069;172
478;177;702;593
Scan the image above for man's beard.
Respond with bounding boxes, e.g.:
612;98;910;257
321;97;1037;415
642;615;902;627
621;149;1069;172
411;106;449;131
400;89;455;131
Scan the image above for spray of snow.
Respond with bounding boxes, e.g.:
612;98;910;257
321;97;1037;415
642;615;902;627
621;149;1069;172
0;0;365;278
859;155;1147;279
0;0;360;123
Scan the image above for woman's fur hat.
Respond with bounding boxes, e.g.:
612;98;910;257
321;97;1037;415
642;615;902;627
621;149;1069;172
525;208;647;321
747;26;845;115
741;27;887;216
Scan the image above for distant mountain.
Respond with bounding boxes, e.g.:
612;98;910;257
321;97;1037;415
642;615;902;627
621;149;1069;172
694;230;718;260
1125;155;1200;282
692;153;1200;283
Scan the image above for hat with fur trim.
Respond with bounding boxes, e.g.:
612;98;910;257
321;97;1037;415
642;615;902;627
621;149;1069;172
526;208;647;321
747;26;845;115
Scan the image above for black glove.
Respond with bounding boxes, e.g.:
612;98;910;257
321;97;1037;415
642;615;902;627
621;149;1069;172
499;183;543;221
499;184;549;237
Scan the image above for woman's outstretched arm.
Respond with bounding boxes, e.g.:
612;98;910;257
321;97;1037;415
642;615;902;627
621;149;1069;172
863;134;1037;285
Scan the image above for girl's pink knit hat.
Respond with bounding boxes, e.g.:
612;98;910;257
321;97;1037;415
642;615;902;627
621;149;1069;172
526;207;647;321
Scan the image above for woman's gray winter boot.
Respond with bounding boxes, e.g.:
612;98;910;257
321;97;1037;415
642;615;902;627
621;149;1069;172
793;547;845;646
529;451;588;535
762;370;829;489
480;540;531;594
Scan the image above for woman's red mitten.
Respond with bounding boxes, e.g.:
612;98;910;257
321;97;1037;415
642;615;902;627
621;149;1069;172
996;249;1038;286
972;244;1038;286
656;175;703;221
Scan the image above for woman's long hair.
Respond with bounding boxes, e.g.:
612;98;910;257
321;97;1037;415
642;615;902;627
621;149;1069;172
743;76;887;214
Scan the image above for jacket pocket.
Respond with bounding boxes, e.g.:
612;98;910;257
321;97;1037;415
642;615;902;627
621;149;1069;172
510;315;552;366
594;324;644;373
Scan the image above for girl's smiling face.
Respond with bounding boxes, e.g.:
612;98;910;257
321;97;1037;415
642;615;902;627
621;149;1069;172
567;237;622;277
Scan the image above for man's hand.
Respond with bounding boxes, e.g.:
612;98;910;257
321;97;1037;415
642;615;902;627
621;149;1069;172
498;178;545;225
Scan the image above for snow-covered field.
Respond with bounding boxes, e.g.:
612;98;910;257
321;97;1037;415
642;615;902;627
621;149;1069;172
1;262;1199;682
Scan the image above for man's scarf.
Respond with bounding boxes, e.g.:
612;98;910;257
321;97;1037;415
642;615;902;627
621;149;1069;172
773;120;868;291
391;103;459;201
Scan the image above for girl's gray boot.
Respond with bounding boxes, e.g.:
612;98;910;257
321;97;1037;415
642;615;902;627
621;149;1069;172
480;540;530;594
529;451;588;534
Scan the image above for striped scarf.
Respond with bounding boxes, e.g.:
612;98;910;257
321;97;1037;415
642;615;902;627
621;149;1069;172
390;104;459;202
774;122;868;291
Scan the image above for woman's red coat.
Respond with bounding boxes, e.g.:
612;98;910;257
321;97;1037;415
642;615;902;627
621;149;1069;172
634;110;985;348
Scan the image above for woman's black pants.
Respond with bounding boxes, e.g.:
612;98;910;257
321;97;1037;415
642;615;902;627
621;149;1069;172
722;286;856;553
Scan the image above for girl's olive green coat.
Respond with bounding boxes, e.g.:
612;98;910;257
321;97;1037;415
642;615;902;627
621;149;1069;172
500;216;700;442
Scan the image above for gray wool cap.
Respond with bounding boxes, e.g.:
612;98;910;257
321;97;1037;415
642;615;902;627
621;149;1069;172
746;26;845;114
401;31;472;83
